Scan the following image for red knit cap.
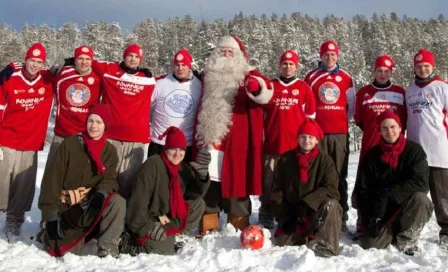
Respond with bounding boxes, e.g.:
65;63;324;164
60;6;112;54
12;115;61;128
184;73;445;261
377;110;401;130
74;45;94;60
25;42;46;62
173;49;192;69
159;126;187;150
298;119;324;140
374;55;395;70
414;48;435;67
280;50;299;66
319;40;339;58
123;43;143;59
88;104;112;128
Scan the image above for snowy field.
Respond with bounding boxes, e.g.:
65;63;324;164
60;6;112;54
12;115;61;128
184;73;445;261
0;147;447;272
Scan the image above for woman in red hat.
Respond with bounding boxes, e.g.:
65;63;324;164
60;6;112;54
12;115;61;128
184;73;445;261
39;104;125;258
271;119;341;257
123;126;211;255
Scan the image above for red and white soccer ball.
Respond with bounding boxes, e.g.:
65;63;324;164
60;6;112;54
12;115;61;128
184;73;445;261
240;225;264;250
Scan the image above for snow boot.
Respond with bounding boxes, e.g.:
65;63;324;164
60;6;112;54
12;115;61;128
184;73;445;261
4;212;24;243
258;205;274;229
439;235;448;251
227;215;249;231
199;213;219;236
341;213;349;232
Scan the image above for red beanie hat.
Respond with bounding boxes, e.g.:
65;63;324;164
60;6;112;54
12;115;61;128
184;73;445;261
158;126;187;150
319;40;339;58
25;42;46;62
414;48;435;67
298;119;324;140
374;55;395;70
74;45;94;60
123;43;143;59
88;104;112;128
377;110;401;130
217;35;249;61
280;50;299;66
173;49;193;69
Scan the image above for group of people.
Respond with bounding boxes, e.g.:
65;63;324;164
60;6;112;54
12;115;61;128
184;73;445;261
0;34;446;258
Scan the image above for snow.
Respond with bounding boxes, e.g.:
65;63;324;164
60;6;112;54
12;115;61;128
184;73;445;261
1;148;447;271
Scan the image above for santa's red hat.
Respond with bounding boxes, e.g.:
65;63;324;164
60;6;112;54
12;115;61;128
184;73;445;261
173;49;192;69
377;110;401;129
123;43;143;59
88;104;112;128
298;119;324;140
25;42;46;62
319;40;339;58
414;48;435;67
74;45;94;60
374;55;395;70
159;126;187;150
217;35;248;60
280;50;299;66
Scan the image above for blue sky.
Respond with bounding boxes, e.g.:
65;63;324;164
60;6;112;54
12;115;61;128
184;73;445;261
1;0;446;30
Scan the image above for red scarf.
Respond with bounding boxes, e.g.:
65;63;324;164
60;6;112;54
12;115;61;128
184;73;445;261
379;136;406;168
160;152;189;235
295;147;320;184
82;131;107;175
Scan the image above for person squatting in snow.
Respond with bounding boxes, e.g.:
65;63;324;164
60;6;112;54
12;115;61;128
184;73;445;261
121;126;210;255
354;110;433;256
271;119;342;257
194;35;273;234
148;48;202;163
0;43;54;242
38;104;126;258
304;40;356;231
405;49;448;250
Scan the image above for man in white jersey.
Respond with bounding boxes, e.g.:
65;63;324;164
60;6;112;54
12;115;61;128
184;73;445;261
406;48;448;250
149;49;201;162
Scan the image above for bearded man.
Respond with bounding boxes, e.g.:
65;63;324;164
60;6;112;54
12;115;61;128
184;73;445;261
195;36;273;234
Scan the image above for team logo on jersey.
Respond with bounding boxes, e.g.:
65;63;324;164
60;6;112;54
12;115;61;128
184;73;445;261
66;83;91;107
88;77;95;85
164;89;194;118
38;87;45;95
32;49;41;57
28;88;35;93
292;89;299;96
335;76;342;82
426;92;433;100
318;82;340;104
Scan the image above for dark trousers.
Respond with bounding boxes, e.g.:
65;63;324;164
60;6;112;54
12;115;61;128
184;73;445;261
148;142;193;163
429;167;448;236
318;134;349;214
203;181;252;216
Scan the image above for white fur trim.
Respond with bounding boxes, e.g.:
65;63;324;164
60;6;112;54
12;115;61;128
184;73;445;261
217;36;239;50
246;76;273;105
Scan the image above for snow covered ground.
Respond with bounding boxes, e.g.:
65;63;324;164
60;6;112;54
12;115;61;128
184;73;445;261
0;147;447;272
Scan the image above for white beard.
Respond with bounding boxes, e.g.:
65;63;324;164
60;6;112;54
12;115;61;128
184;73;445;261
196;49;249;144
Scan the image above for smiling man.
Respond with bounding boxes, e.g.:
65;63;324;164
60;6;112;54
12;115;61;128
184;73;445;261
0;43;54;242
304;40;355;231
406;48;448;250
356;110;433;256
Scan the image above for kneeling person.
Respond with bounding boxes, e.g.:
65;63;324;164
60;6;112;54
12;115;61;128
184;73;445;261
38;104;125;257
272;119;342;257
356;110;433;256
123;126;210;255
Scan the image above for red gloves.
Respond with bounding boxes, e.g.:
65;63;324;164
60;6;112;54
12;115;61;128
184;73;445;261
245;76;260;93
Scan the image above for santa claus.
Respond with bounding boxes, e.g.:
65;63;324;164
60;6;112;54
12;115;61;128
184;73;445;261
195;35;273;233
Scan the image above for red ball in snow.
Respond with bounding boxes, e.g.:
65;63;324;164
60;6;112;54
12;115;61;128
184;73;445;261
240;225;264;250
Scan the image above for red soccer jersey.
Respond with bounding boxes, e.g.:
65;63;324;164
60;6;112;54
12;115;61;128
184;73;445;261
355;83;407;158
0;69;53;151
305;67;355;134
264;78;316;155
53;66;101;137
92;61;156;143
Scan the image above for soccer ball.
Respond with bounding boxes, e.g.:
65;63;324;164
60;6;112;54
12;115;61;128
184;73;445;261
240;225;264;250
